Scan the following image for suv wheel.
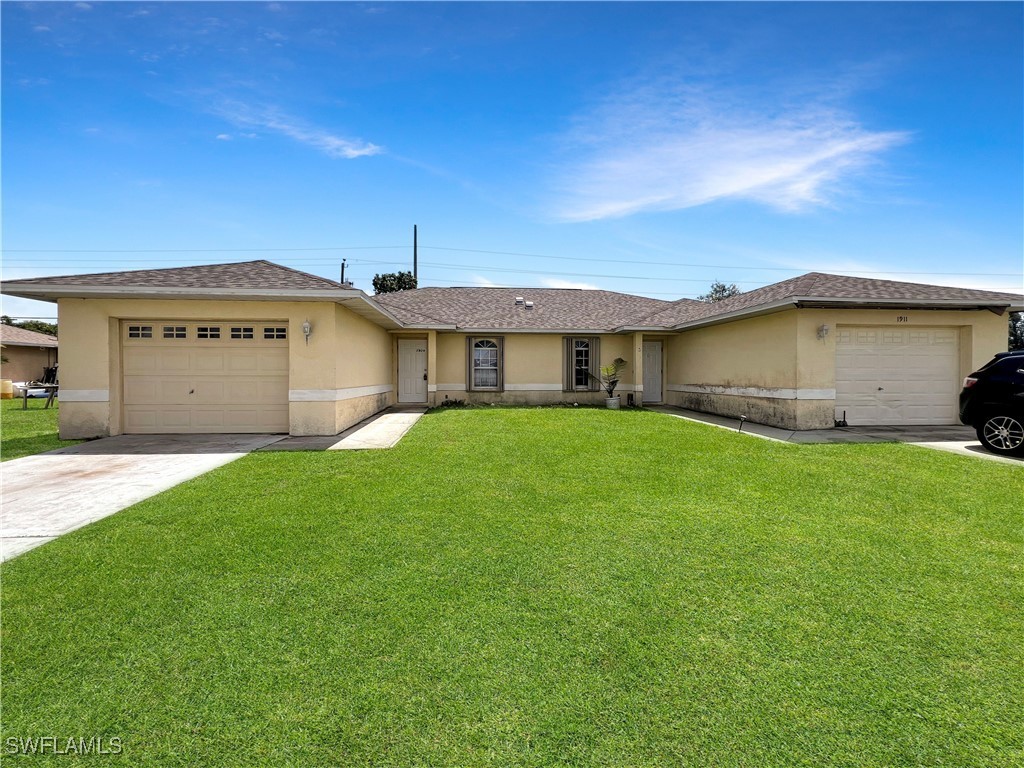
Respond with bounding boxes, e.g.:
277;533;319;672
977;414;1024;456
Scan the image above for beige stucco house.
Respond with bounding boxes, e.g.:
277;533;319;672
0;324;58;384
3;261;1021;438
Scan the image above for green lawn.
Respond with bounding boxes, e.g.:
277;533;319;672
0;398;81;461
1;409;1021;766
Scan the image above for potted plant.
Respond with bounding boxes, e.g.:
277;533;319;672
585;357;627;409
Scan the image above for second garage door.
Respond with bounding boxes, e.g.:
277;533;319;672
122;321;289;434
835;326;959;426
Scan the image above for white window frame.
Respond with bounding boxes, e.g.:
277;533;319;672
467;337;503;392
563;336;600;392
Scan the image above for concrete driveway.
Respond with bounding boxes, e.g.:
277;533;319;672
1;434;284;562
653;407;1023;466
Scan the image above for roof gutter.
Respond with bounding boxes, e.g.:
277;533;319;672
1;284;413;330
664;295;1023;331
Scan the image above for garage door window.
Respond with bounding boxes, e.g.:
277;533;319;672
231;326;254;340
128;325;152;339
264;326;287;340
197;326;221;339
163;326;187;339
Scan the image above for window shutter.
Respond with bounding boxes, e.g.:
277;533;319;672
466;336;474;391
562;336;573;391
496;337;504;392
589;337;601;391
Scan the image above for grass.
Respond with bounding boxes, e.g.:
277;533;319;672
0;397;82;461
1;409;1021;766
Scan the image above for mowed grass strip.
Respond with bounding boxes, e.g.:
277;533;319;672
1;409;1021;766
0;398;81;461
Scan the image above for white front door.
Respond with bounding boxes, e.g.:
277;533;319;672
398;339;428;403
642;341;663;403
835;326;959;425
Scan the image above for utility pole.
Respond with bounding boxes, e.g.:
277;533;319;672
413;224;418;283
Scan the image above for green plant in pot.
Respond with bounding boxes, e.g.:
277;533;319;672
585;357;627;409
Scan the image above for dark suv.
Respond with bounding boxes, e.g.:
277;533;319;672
959;350;1024;456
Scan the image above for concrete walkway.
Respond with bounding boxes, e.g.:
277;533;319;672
650;406;1023;466
262;407;427;452
1;433;284;562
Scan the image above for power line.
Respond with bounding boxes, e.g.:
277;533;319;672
2;245;406;254
1;243;1020;278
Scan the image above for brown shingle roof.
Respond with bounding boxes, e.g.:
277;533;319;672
0;324;58;347
374;287;669;331
636;272;1024;327
1;260;345;291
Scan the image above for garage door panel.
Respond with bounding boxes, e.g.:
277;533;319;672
122;321;289;434
835;325;958;426
259;351;289;372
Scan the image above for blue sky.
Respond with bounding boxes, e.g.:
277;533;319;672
2;1;1022;320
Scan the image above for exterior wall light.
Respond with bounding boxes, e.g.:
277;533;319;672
817;324;830;340
302;320;312;345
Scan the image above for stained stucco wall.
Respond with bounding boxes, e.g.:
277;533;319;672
665;306;1012;430
55;298;393;438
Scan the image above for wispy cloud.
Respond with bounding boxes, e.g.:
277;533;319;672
216;133;232;141
552;74;909;222
541;278;600;290
211;100;381;159
469;275;500;288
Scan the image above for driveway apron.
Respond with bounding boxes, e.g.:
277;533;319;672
1;434;284;562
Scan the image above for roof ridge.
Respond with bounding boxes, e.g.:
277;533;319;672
251;259;345;288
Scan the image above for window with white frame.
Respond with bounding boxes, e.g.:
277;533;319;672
469;337;502;391
563;336;600;391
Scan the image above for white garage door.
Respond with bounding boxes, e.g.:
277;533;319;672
835;326;959;426
122;321;289;434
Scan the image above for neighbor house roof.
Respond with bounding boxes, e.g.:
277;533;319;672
374;287;669;331
628;272;1024;330
0;324;58;348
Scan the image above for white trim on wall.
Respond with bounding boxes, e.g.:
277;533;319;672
57;389;110;402
437;383;466;391
667;384;835;400
289;384;393;402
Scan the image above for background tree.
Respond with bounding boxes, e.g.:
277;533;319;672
697;281;742;303
1010;311;1024;350
372;271;417;294
1;314;58;337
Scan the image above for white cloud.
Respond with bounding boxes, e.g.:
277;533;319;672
469;275;500;288
75;2;92;10
541;278;600;290
553;75;909;222
33;25;51;32
216;134;233;141
212;100;381;159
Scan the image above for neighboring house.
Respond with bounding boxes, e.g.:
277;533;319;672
2;261;1021;438
0;324;58;384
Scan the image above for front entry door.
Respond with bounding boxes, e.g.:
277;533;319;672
398;339;428;403
642;341;663;403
